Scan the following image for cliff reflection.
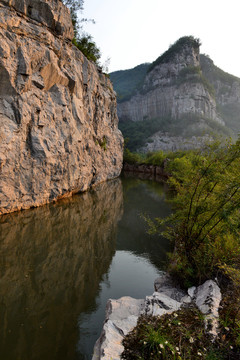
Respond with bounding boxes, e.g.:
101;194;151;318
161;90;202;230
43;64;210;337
0;179;123;360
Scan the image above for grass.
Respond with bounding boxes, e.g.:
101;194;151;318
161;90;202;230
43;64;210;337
121;307;238;360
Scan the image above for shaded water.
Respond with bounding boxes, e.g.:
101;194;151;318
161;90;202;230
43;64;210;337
0;175;172;360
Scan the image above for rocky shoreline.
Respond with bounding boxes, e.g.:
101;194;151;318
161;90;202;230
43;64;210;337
93;274;221;359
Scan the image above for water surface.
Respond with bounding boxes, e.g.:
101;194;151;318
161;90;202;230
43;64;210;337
0;175;171;360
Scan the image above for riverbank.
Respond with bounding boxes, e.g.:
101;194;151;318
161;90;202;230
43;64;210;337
92;275;223;360
96;142;240;359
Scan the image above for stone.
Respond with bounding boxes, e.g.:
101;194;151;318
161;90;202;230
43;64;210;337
0;0;123;215
114;39;240;153
142;292;182;317
93;277;222;359
195;280;222;338
92;297;144;360
188;286;197;298
154;274;186;302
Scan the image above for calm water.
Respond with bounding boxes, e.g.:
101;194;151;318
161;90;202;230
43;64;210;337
0;175;172;360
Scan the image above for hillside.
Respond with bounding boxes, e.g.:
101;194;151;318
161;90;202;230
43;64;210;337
110;37;240;152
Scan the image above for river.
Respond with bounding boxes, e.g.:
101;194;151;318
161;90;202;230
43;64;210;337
0;174;172;360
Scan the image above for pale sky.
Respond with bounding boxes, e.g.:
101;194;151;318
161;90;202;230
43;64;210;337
81;0;240;77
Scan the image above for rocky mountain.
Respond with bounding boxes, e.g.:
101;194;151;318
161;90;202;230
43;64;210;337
0;0;123;215
110;36;240;152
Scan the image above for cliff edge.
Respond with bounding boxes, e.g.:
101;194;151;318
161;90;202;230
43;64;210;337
0;0;123;215
110;36;240;152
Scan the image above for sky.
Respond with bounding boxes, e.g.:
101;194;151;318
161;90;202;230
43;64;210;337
81;0;240;77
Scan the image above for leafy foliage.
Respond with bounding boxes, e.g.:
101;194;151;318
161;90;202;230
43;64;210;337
62;0;101;64
122;142;240;360
120;113;232;152
72;34;101;63
147;140;240;287
109;64;149;102
119;117;169;151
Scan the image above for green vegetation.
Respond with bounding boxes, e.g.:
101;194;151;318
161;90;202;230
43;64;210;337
72;35;101;63
109;63;149;102
200;54;240;87
147;140;240;287
120;113;232;152
176;66;215;98
62;0;101;64
122;308;236;360
123;146;188;167
95;136;107;151
119;117;169;151
122;141;240;359
110;45;240;150
148;36;201;73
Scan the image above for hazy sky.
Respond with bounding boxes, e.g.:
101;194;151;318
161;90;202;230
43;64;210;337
82;0;240;77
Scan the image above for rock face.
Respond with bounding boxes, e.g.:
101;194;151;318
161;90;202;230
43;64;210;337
140;131;212;152
92;297;145;360
110;37;240;152
0;0;123;215
117;38;222;126
93;275;222;360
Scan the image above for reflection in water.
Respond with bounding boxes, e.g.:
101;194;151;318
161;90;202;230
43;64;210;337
118;175;172;269
77;176;172;358
0;176;172;360
0;179;123;360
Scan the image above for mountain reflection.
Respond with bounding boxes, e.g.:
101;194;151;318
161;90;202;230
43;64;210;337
0;179;123;360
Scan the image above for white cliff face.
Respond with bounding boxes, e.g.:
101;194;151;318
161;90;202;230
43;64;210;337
117;44;221;125
0;0;123;215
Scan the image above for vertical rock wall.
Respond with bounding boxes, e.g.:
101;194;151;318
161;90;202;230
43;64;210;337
117;42;222;125
0;0;123;215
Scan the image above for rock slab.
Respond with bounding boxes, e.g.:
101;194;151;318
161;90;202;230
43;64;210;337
93;275;222;359
0;0;123;215
92;297;144;360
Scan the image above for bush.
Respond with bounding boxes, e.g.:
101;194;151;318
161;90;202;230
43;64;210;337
147;139;240;287
72;34;101;64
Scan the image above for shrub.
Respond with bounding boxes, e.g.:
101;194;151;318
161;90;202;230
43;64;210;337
147;139;240;287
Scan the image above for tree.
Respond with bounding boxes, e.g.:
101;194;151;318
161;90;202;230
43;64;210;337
147;139;240;287
61;0;101;64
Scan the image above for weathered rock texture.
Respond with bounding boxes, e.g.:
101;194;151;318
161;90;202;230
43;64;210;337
111;37;240;152
92;297;145;360
93;275;222;359
140;132;213;152
117;40;222;125
0;0;123;215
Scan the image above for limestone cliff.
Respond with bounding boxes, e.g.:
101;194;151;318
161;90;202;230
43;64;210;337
110;37;238;152
118;38;220;124
0;0;123;215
